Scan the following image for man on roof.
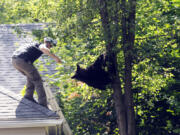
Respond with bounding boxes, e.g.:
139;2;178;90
12;37;61;108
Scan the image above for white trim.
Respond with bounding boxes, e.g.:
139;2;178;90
0;119;63;129
43;82;72;135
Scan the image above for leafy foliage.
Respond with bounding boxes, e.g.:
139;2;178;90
1;0;179;134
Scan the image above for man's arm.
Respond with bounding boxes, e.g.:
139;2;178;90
39;45;62;64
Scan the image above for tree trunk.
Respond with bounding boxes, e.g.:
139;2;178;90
112;73;127;135
122;0;136;135
98;0;136;134
98;0;127;134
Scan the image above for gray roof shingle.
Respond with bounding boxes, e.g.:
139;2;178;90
0;86;59;120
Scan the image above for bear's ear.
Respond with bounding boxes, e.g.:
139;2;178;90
77;64;80;71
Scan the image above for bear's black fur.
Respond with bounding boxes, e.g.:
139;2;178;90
71;54;112;90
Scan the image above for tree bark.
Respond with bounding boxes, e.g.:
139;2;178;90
112;73;127;135
122;0;136;135
98;0;136;134
98;0;127;135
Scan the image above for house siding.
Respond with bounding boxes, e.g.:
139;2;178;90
0;127;46;135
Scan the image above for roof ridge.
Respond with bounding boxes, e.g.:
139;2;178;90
0;86;58;118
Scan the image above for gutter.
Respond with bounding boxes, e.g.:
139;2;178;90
0;119;63;129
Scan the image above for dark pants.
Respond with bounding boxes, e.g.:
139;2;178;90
12;57;47;107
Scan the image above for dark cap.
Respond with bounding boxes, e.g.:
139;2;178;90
44;37;57;46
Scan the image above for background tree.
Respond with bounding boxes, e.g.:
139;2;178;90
1;0;179;134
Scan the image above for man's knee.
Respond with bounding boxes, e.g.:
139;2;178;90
29;70;42;81
26;83;35;90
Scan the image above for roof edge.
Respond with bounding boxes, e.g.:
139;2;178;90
0;119;63;129
0;23;48;27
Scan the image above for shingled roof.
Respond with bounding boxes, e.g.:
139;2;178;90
0;85;63;128
0;85;58;119
0;23;57;95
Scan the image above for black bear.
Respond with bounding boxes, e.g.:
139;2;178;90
71;54;112;90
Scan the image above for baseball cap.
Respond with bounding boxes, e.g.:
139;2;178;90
44;37;57;46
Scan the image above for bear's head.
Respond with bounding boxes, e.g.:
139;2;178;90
71;62;112;90
71;65;88;81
